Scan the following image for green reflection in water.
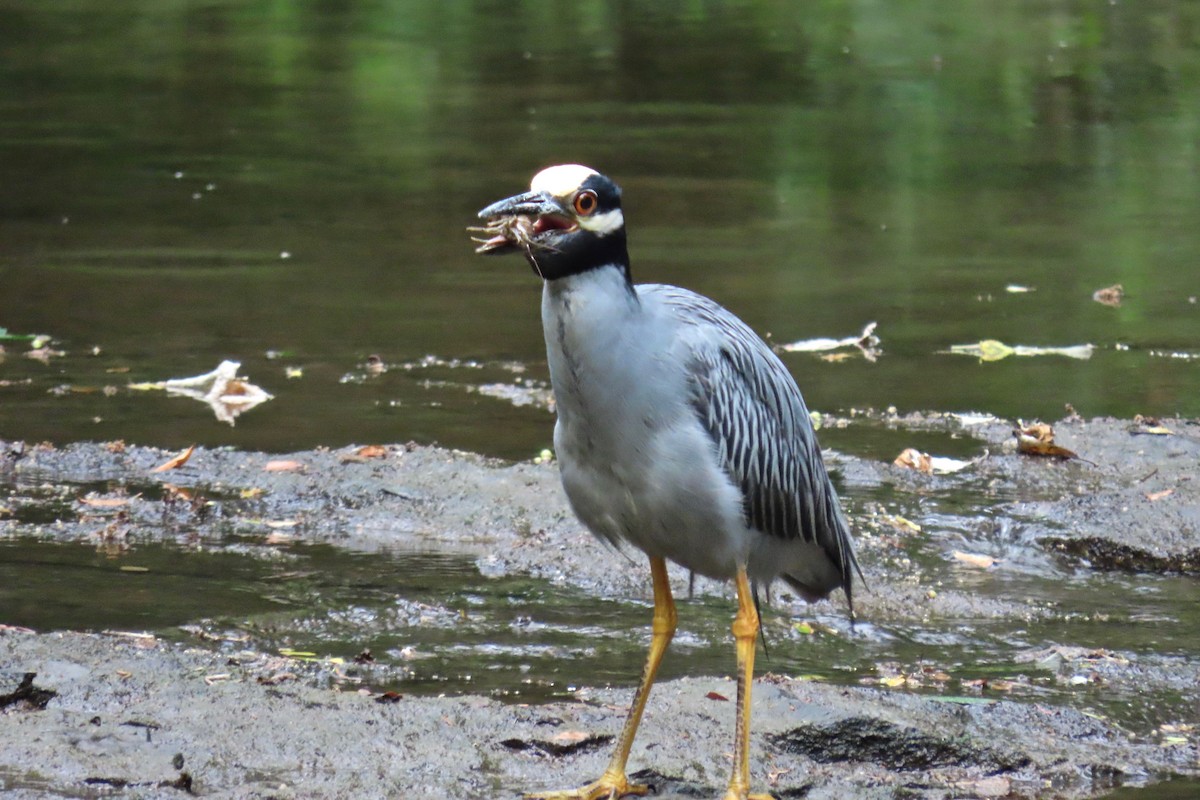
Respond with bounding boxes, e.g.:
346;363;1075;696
0;1;1197;459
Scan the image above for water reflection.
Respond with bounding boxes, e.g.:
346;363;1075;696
1;2;1198;456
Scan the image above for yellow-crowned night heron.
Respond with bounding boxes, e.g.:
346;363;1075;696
473;165;860;800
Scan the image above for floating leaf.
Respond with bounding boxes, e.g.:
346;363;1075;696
1093;283;1124;307
130;360;272;426
949;339;1013;361
776;322;881;362
946;340;1093;361
893;448;971;475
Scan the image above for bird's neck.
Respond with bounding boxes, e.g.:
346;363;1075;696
541;263;643;433
528;231;632;285
543;262;637;311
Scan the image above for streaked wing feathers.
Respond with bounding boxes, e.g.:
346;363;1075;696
646;286;859;601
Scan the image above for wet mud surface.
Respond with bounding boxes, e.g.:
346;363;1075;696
1;415;1198;798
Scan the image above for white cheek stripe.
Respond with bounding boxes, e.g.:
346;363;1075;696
581;208;624;236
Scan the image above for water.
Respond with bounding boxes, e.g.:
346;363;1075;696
0;5;1198;794
1;1;1198;460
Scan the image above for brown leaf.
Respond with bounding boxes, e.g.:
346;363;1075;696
1020;422;1055;444
1015;423;1077;460
263;459;304;472
705;691;729;702
357;445;388;459
893;448;933;474
375;691;404;704
1092;283;1124;307
153;444;196;472
1145;489;1174;502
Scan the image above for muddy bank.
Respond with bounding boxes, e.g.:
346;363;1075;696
1;416;1199;797
1;630;1194;799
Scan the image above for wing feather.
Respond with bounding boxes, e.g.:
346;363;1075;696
644;285;860;605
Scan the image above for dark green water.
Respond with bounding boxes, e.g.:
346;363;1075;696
1;1;1199;460
1;6;1198;794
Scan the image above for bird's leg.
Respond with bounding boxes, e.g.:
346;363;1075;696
524;556;676;800
723;567;774;800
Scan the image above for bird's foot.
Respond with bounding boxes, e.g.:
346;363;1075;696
524;771;649;800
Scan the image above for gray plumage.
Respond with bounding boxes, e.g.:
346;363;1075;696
543;269;859;611
476;164;860;800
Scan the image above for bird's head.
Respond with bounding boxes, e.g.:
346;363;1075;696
471;164;628;281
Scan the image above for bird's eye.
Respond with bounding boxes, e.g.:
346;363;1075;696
573;190;598;216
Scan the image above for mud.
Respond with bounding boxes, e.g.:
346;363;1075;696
1;416;1198;798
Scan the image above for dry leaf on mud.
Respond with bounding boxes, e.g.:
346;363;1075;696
1093;284;1124;307
1015;423;1078;460
264;460;304;473
1131;415;1172;436
953;551;997;569
79;495;134;508
705;691;730;702
153;444;196;472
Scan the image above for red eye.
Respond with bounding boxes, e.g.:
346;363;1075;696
573;190;598;216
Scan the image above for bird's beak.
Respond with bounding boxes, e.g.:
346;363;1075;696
476;190;560;221
471;191;574;255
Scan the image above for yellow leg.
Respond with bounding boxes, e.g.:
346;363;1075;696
525;556;676;800
723;567;774;800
